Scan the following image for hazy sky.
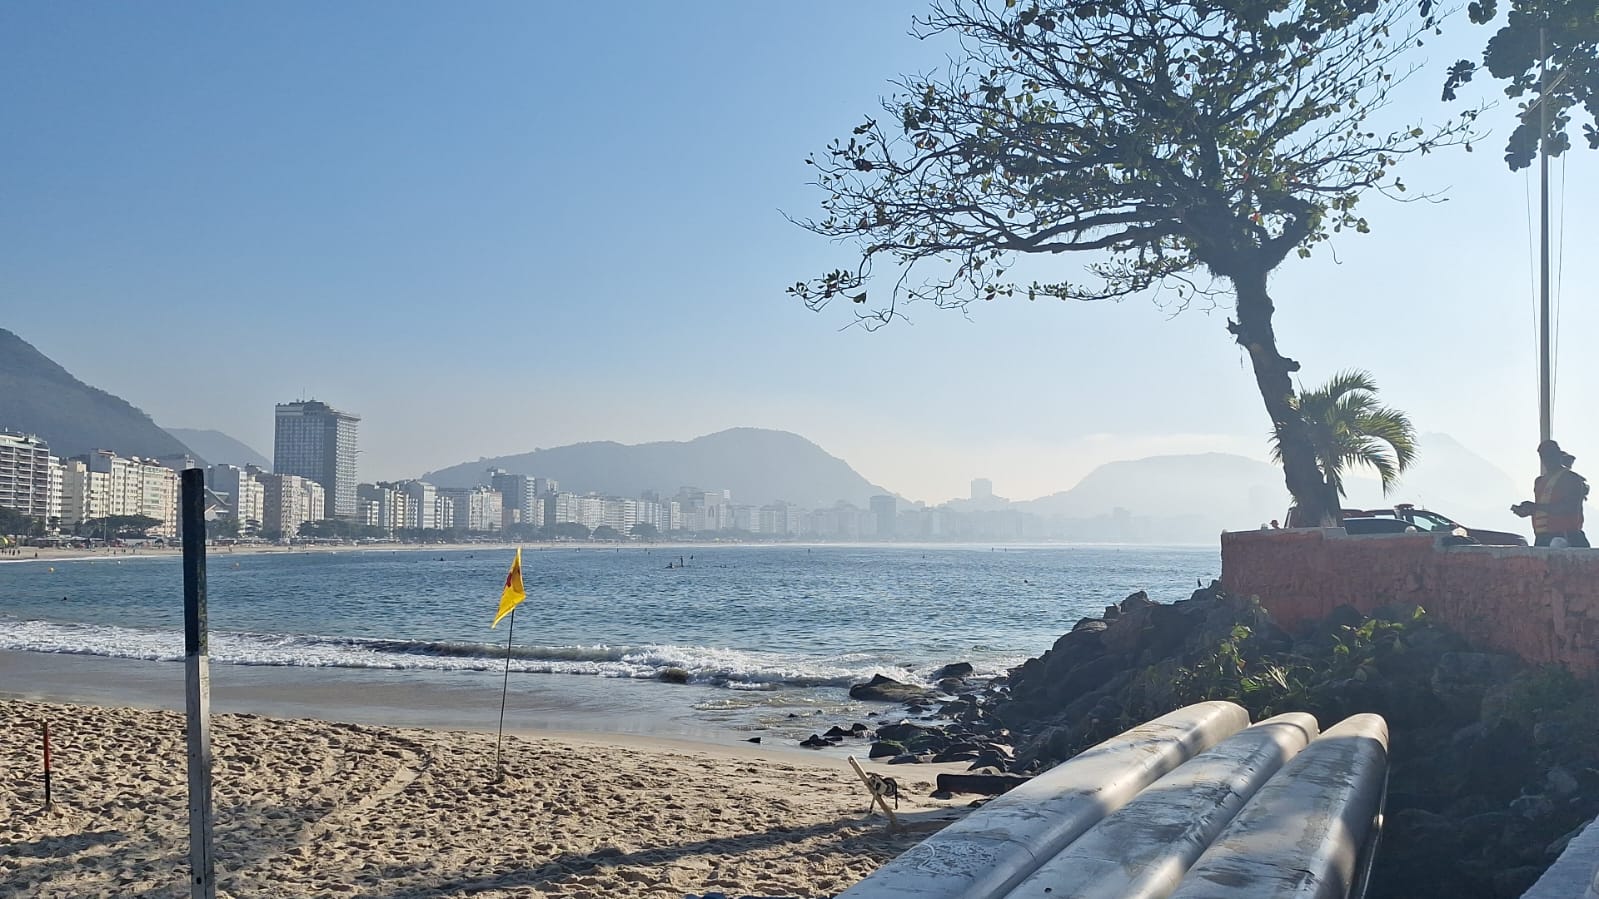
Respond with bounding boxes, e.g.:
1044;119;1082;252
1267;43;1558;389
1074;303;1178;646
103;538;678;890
2;3;1594;505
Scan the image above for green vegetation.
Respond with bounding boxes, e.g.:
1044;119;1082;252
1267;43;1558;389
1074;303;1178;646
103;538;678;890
1274;369;1417;512
791;0;1474;526
298;519;390;540
79;514;162;539
0;505;45;536
1445;0;1599;170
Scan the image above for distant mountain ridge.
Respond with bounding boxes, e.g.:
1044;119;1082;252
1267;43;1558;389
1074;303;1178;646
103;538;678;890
0;328;198;461
420;428;890;507
1014;452;1289;536
165;428;270;471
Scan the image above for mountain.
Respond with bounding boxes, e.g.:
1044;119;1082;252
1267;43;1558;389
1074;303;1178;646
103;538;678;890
1340;432;1524;534
1019;453;1290;534
419;428;889;507
0;328;198;462
165;428;271;471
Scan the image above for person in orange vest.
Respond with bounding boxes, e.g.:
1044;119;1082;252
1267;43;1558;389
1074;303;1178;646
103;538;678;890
1512;439;1590;547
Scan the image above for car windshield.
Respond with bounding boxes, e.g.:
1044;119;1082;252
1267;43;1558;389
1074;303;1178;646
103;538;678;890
1409;510;1455;532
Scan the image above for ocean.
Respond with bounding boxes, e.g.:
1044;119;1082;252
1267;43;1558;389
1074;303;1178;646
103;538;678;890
0;544;1219;742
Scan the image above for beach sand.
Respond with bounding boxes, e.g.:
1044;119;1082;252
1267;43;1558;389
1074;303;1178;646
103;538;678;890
2;698;964;898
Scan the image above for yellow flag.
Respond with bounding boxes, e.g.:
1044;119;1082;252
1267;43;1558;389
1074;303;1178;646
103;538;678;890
491;548;526;628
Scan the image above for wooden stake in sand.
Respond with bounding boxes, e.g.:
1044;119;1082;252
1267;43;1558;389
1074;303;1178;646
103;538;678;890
180;469;217;899
490;549;528;783
40;719;51;809
847;756;902;832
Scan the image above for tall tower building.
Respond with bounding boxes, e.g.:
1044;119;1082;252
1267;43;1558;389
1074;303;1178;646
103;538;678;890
274;400;360;519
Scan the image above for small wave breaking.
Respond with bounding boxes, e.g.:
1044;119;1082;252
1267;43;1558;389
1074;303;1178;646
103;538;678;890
0;618;1002;691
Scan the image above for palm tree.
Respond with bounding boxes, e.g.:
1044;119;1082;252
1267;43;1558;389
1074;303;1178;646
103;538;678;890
1274;370;1418;521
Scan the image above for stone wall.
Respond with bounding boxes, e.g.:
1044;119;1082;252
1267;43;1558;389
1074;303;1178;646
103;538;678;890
1220;529;1599;674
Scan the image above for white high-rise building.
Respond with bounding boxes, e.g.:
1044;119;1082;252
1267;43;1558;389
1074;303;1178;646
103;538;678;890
0;432;57;521
57;451;180;538
274;400;360;519
393;480;437;530
257;472;326;539
211;465;266;535
439;486;503;533
489;470;537;530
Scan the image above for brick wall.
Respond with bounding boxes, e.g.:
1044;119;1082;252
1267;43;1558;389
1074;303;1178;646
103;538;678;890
1220;529;1599;674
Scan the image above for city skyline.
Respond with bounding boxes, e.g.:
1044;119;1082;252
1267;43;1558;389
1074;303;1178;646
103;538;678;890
2;3;1594;506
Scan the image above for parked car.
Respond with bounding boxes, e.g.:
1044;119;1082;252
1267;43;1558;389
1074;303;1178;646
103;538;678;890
1338;516;1419;536
1341;504;1527;546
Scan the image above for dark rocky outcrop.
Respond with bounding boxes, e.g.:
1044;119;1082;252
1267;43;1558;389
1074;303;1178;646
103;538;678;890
848;674;937;703
902;582;1599;899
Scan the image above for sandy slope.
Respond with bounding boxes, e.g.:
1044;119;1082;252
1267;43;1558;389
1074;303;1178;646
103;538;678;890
2;699;962;898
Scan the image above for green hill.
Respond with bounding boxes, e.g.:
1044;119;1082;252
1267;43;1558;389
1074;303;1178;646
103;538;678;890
420;427;887;508
0;328;198;461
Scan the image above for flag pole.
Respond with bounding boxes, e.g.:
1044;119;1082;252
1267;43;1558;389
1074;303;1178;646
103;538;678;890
493;607;516;782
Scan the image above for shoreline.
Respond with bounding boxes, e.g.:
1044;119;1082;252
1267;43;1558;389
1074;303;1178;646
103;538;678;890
4;694;965;898
0;649;957;764
0;538;1220;565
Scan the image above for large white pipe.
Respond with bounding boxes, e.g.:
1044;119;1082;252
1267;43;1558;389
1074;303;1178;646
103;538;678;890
1000;712;1320;899
838;701;1250;899
1167;714;1390;899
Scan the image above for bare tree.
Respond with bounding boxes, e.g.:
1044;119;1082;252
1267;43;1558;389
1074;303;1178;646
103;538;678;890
791;0;1475;525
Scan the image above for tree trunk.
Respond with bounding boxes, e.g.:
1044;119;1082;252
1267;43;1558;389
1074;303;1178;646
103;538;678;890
1228;268;1338;526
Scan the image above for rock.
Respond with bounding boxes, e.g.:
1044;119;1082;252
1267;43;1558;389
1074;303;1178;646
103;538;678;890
851;722;869;734
932;749;980;764
868;740;904;759
1546;820;1592;859
799;734;829;749
933;661;974;679
1532;720;1572;748
935;772;1032;795
1324;604;1366;629
1547;766;1580;797
887;753;923;765
930;789;954;800
744;737;761;744
875;721;940;743
1071;617;1109;634
937;677;966;694
849;674;936;703
823;726;853;739
1510;794;1554;820
1119;590;1155;612
1432;652;1520;719
1491;866;1543;898
657;667;691;684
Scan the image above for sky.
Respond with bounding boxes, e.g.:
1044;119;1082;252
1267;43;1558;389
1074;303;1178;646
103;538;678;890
2;2;1595;507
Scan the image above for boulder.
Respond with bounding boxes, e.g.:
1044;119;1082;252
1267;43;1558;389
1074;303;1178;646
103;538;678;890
799;734;829;749
868;740;904;759
887;753;923;765
933;661;975;679
875;721;940;743
823;726;854;739
849;674;936;703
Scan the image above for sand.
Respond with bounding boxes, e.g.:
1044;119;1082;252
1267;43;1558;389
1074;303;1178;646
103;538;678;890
2;698;964;898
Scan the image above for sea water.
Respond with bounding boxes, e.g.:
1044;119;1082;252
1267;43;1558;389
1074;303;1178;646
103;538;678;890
0;544;1218;740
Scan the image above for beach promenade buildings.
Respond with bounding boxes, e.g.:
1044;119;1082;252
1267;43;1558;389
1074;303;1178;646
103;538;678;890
274;400;360;520
489;469;540;530
207;465;266;535
438;486;502;533
0;432;59;522
257;471;326;538
56;450;181;538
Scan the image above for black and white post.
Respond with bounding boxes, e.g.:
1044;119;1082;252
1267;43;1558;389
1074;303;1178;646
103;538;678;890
181;468;216;899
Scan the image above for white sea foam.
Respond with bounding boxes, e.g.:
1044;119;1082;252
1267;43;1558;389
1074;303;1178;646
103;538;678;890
0;618;951;690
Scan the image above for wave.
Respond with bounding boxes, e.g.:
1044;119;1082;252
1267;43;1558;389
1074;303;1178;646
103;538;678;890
0;618;1000;691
